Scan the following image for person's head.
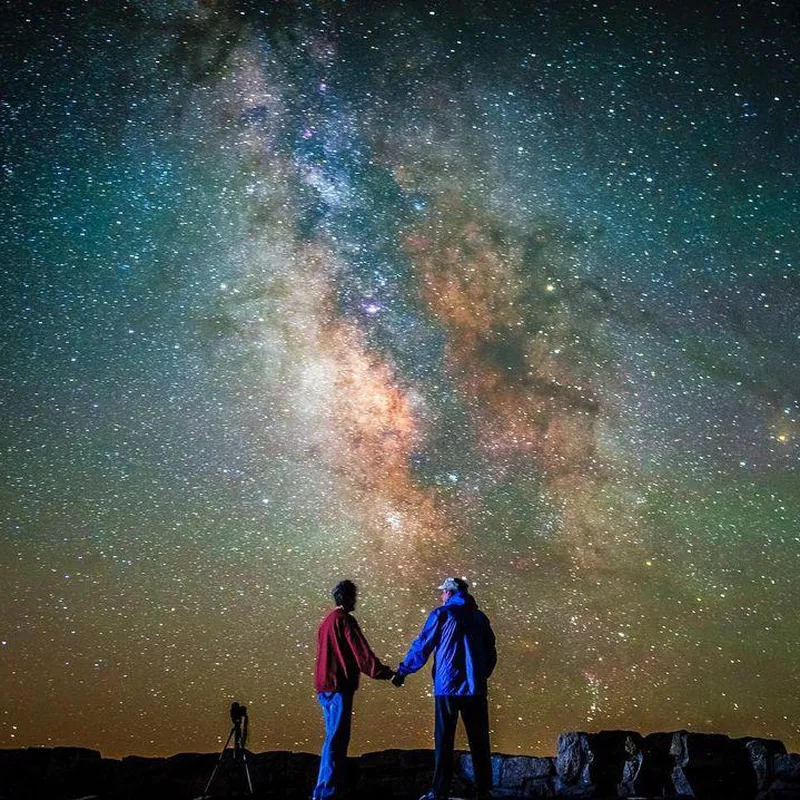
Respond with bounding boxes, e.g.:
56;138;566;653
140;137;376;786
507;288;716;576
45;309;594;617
333;579;357;612
437;576;468;603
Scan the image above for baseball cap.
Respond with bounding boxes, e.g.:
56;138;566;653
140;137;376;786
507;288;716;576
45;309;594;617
437;577;469;593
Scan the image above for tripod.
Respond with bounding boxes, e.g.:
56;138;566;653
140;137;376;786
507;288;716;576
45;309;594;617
202;702;254;798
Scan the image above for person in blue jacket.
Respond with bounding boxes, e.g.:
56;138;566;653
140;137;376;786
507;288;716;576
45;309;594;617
395;577;497;800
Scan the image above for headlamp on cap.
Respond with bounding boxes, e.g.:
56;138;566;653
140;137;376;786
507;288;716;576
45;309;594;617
437;577;468;593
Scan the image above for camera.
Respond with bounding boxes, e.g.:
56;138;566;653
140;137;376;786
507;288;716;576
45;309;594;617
230;702;248;725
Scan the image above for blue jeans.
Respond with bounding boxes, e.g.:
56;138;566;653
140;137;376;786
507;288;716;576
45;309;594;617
313;690;353;799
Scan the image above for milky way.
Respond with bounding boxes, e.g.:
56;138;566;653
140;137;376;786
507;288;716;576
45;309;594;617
1;0;798;758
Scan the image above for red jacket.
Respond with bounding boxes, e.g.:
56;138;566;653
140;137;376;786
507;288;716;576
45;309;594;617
315;607;393;692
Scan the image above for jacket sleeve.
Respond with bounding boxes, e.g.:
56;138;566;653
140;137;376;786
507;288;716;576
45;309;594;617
398;610;440;676
484;614;497;678
343;615;393;680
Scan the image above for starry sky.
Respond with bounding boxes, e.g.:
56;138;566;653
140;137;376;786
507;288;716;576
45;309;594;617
1;0;798;760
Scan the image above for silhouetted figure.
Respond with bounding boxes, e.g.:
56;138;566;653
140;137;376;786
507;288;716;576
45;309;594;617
313;580;395;800
395;577;497;800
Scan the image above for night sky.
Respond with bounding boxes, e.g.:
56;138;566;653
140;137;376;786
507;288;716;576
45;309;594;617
1;0;798;760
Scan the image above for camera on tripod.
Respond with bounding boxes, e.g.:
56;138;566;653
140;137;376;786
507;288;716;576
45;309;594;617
230;702;247;726
200;702;254;798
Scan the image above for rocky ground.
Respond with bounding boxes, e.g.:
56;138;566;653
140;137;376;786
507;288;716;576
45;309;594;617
0;730;799;799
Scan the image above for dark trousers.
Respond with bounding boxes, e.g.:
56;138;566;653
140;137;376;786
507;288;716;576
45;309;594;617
433;695;492;798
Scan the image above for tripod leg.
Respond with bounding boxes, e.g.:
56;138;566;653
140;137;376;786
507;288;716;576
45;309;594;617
203;726;235;798
241;750;254;795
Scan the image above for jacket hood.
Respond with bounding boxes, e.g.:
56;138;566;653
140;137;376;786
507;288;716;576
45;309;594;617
445;591;478;611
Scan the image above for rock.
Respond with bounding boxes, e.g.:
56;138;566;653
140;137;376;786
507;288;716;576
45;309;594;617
554;731;594;798
0;733;795;799
500;754;553;783
554;730;643;798
248;750;292;793
455;750;503;793
0;747;106;800
669;730;760;799
493;754;555;797
621;732;674;797
742;738;788;793
758;753;800;800
456;751;554;797
356;749;427;797
281;750;318;797
774;754;800;782
617;733;645;796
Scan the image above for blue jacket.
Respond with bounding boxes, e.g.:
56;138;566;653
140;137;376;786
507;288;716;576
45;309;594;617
398;592;497;696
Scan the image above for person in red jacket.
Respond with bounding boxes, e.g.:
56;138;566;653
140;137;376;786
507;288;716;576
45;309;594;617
313;580;394;799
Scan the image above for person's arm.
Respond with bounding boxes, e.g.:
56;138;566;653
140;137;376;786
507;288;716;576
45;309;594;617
485;615;497;678
343;615;394;680
397;609;440;676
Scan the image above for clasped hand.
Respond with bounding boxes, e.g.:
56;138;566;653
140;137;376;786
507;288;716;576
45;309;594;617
391;671;405;687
